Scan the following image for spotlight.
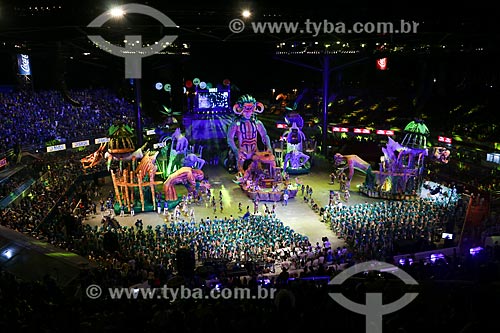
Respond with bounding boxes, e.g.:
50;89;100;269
2;249;13;259
242;9;251;18
109;7;125;17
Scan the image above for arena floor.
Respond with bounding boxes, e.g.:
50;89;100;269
84;154;380;248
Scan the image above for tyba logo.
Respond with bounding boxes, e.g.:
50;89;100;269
87;3;178;78
329;260;419;333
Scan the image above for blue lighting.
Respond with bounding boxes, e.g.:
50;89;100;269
2;249;13;259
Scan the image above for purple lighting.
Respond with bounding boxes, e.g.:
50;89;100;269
430;253;445;264
469;247;484;256
399;258;414;266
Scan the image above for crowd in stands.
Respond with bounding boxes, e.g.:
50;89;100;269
0;86;155;249
0;161;45;201
0;152;88;236
0;88;150;154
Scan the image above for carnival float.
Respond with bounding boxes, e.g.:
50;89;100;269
334;120;439;200
227;94;299;201
80;122;208;213
281;112;313;174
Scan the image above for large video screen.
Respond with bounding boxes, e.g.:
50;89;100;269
196;89;229;110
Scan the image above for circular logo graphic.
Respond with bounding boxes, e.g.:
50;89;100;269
87;4;179;79
228;18;245;33
328;260;419;332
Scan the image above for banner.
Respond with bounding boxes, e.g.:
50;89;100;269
438;136;452;144
354;128;371;134
332;127;349;132
153;142;167;149
46;144;67;153
72;140;90;148
376;130;395;135
95;137;110;144
0;157;7;168
17;54;31;75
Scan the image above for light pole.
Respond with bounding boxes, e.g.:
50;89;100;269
132;78;143;146
322;55;330;157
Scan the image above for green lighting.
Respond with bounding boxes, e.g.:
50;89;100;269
31;241;50;247
47;252;79;258
404;120;429;135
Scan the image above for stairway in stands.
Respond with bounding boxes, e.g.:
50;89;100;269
459;194;490;249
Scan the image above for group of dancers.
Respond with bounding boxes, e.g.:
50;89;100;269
329;170;351;202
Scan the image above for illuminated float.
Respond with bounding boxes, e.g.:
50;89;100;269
227;94;298;201
81;123;208;212
281;112;312;174
357;119;431;199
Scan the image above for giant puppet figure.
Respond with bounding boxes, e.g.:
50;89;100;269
283;112;307;153
227;94;273;175
163;167;205;201
333;153;375;189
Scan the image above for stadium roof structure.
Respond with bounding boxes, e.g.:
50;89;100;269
1;0;498;55
0;0;498;98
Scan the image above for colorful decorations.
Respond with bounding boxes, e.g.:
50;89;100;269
402;119;430;148
183;153;206;169
355;120;431;199
80;143;107;169
163;167;204;201
227;94;273;176
227;94;299;201
333;153;373;189
172;127;189;153
284;148;310;170
280;112;313;174
110;150;160;212
80;122;208;212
